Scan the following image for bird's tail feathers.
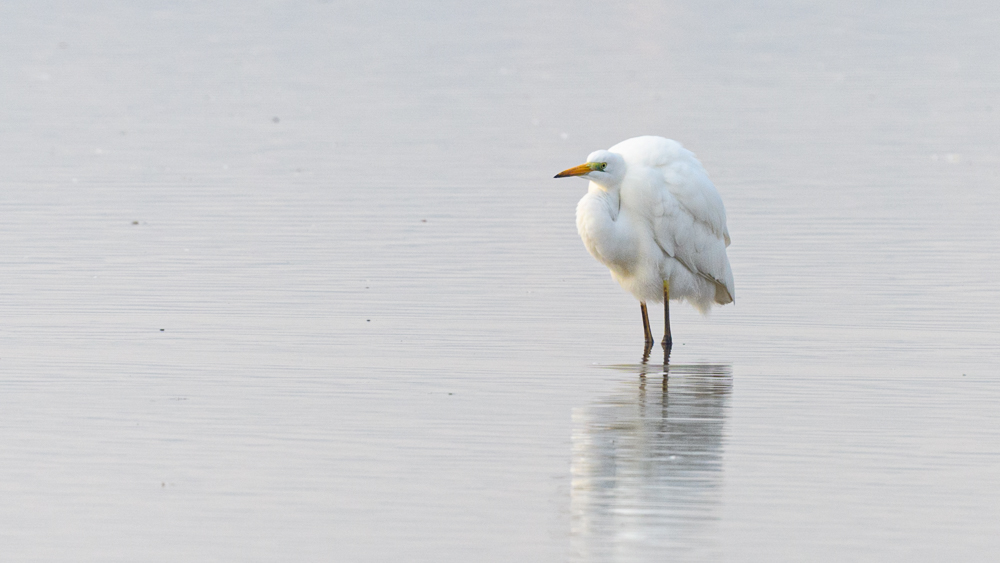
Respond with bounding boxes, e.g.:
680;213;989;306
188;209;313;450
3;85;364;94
700;272;734;305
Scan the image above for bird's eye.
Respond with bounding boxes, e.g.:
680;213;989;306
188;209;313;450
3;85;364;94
600;162;607;170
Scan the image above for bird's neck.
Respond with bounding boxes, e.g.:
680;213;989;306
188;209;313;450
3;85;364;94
576;181;632;272
588;182;620;220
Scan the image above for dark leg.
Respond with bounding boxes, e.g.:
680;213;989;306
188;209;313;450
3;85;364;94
640;302;653;355
662;281;673;352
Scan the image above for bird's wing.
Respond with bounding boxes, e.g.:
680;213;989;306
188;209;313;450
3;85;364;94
611;136;730;243
612;136;735;302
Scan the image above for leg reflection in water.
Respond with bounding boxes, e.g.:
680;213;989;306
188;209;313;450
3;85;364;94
639;340;671;367
570;362;732;562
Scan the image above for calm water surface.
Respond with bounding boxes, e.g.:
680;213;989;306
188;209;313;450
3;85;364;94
1;1;999;561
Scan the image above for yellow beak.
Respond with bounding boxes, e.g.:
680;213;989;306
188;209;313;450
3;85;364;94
554;163;594;178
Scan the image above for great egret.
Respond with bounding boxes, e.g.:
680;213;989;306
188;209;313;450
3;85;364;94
555;136;734;355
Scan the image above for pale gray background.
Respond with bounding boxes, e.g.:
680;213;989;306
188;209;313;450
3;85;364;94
2;1;998;561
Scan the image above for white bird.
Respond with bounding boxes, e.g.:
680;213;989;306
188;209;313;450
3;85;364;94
555;136;734;355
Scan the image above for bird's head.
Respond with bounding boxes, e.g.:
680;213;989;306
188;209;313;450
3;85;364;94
554;150;625;188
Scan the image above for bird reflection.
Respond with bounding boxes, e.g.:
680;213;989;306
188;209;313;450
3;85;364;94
570;362;732;562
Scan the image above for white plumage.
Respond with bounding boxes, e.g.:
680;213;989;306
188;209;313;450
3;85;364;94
555;136;734;351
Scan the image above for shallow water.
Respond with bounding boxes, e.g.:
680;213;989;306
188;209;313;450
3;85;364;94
2;1;999;561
